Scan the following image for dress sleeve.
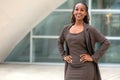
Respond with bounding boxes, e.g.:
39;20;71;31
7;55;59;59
91;27;110;63
58;26;68;59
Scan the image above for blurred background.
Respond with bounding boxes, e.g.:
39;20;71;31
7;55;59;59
0;0;120;64
0;0;120;80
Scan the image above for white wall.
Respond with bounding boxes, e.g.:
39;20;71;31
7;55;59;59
0;0;66;63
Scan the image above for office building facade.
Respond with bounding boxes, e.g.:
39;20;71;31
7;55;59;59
5;0;120;63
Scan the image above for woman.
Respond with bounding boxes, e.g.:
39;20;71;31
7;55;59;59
58;2;110;80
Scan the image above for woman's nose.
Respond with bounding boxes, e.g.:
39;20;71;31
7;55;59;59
77;10;81;13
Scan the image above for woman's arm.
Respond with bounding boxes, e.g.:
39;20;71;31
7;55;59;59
58;26;72;63
58;26;68;59
91;27;110;63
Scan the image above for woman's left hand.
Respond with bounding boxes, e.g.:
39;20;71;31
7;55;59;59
80;54;93;63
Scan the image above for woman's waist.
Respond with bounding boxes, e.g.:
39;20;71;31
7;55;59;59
68;61;93;68
70;50;88;55
68;55;93;67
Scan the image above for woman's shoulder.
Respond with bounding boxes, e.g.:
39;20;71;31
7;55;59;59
86;24;98;32
64;24;72;28
59;24;72;35
62;24;72;31
84;24;101;35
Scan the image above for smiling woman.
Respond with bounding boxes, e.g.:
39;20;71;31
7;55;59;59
69;3;88;34
72;3;87;23
58;2;110;80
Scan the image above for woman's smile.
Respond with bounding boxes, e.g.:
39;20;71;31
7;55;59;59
73;3;87;21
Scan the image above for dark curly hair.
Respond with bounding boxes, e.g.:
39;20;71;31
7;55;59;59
71;2;89;24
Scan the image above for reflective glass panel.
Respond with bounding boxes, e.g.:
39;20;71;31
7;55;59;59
100;40;120;63
92;0;120;9
32;38;62;62
57;0;88;9
5;33;30;62
33;12;71;36
91;13;120;36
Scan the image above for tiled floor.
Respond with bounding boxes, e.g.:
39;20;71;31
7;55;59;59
0;63;120;80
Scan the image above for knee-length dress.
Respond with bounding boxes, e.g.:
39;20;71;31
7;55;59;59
65;29;95;80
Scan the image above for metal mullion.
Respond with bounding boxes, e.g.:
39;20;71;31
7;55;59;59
30;29;33;63
54;9;72;12
91;9;120;13
89;0;92;25
32;35;58;39
106;36;120;40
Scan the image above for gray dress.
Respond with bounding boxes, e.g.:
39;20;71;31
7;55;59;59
65;29;95;80
58;23;110;80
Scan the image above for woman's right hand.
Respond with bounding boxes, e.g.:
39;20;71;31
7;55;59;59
64;55;72;63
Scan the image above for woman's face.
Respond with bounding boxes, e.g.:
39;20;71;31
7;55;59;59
73;3;87;21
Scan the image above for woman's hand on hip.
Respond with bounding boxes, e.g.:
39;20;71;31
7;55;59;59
64;55;72;63
80;54;93;63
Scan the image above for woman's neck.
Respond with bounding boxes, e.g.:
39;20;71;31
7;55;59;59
74;20;84;28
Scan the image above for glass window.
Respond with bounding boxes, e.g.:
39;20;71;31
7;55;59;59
32;38;62;62
5;0;120;64
57;0;88;9
33;12;71;36
91;13;120;36
5;33;30;62
92;0;120;9
100;40;120;63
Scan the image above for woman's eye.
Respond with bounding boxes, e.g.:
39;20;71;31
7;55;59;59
75;8;78;11
75;8;85;11
81;9;84;11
